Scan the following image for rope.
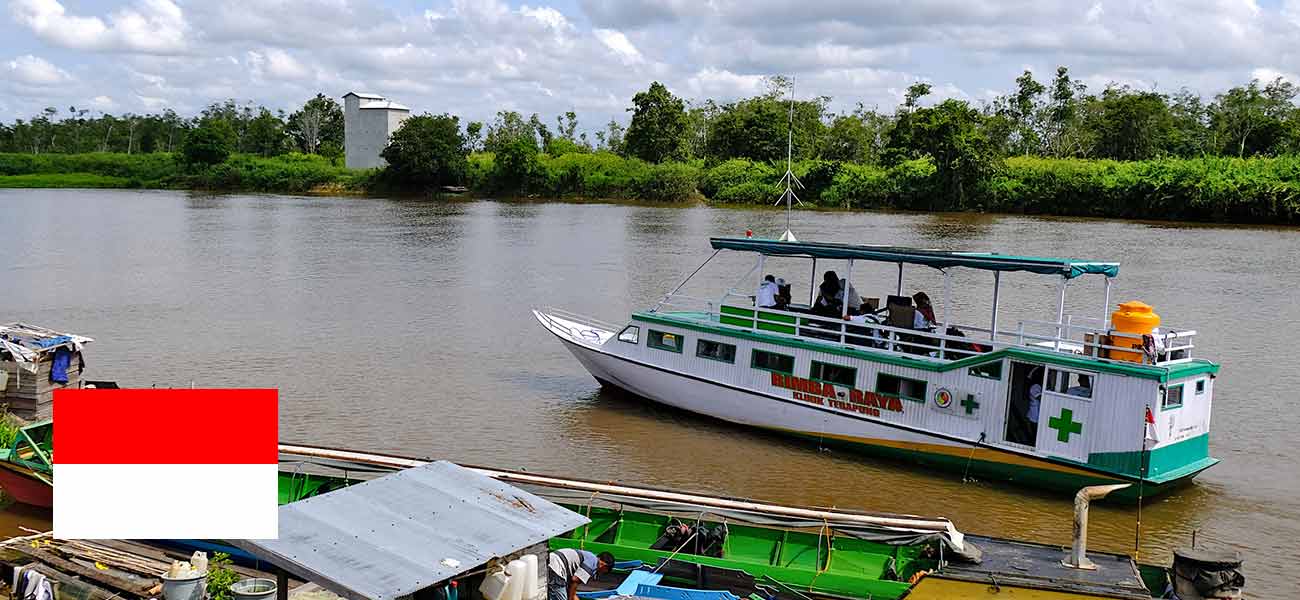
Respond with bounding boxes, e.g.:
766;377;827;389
962;432;986;483
654;249;721;312
807;517;832;590
650;529;699;574
581;490;600;550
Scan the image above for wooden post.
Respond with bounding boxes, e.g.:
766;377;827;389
895;263;903;295
277;567;289;600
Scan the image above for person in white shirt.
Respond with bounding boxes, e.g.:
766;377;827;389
756;275;778;308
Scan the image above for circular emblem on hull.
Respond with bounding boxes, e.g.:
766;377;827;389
934;387;953;409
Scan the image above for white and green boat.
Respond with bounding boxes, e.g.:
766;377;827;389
536;238;1219;498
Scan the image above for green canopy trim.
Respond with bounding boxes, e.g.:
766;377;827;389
710;237;1120;279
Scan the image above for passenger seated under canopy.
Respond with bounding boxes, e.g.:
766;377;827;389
912;292;936;330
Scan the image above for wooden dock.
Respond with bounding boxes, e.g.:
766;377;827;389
0;531;319;600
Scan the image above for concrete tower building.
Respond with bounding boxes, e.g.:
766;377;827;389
342;92;411;169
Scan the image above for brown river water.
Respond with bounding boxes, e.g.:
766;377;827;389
1;189;1297;594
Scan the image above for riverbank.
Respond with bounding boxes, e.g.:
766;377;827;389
3;151;1298;223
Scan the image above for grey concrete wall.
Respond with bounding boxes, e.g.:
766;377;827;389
344;95;410;169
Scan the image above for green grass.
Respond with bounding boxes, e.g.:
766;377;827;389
0;173;132;188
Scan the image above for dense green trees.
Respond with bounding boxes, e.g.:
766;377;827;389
379;114;467;189
286;94;343;155
624;82;688;163
181;119;234;166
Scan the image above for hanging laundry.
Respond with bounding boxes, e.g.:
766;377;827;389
50;346;71;384
15;567;54;600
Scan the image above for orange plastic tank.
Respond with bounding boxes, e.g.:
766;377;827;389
1108;301;1160;362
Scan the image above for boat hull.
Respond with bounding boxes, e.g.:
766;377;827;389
554;334;1201;499
0;463;53;508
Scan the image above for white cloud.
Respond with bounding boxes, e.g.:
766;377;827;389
4;54;72;86
594;29;642;63
9;0;189;54
1250;67;1297;84
1;0;1298;128
89;95;115;109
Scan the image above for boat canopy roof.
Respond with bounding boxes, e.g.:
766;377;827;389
710;237;1120;279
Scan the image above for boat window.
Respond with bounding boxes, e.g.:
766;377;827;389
751;349;795;374
1195;379;1206;395
617;325;640;344
1163;384;1184;410
877;373;926;403
969;361;1002;380
696;339;736;363
1045;368;1093;399
647;330;684;353
810;361;856;387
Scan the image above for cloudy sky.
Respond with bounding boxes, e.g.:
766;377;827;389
3;0;1300;128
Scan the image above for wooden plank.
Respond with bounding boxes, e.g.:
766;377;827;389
11;545;156;595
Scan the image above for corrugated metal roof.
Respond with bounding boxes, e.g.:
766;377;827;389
359;100;411;111
232;461;589;600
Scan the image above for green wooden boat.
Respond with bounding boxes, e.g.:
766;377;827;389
274;444;1241;600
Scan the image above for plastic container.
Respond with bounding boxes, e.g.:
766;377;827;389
231;578;278;600
161;572;207;600
1109;301;1160;363
520;554;539;600
479;570;511;600
503;560;527;600
190;552;208;576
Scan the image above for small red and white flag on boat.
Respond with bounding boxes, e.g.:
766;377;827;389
53;389;278;539
1143;405;1160;451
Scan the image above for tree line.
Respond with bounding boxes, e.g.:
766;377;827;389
377;69;1300;202
2;67;1298;213
0;94;345;161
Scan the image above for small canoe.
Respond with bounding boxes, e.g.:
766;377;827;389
0;420;52;508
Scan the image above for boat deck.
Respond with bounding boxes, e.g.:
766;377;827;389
934;535;1152;599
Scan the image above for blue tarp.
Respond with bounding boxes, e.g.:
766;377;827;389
710;237;1120;279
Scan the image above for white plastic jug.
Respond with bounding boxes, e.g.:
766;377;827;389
191;552;209;575
479;570;511;600
503;560;527;600
520;555;539;600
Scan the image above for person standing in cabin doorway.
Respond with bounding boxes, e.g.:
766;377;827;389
1027;366;1043;436
548;549;614;600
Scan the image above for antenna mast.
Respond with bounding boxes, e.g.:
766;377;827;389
776;76;804;242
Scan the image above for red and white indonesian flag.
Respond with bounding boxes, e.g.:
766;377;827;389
1143;405;1160;451
54;389;278;539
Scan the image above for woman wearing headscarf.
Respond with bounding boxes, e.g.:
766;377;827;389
912;292;937;329
814;271;842;317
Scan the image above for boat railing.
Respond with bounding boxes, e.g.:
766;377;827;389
714;304;1001;361
1010;318;1196;364
701;302;1196;366
538;306;622;336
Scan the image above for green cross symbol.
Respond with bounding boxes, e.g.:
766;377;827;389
1048;408;1084;443
960;394;980;415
